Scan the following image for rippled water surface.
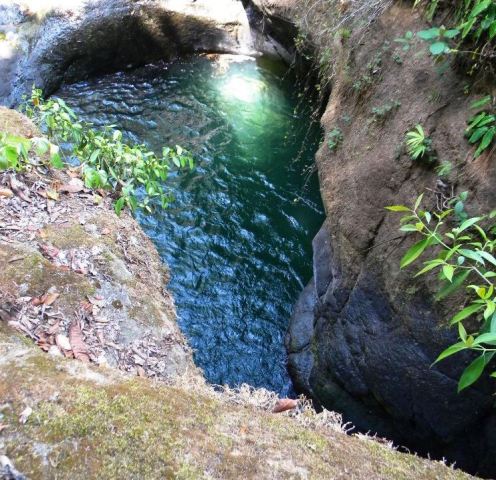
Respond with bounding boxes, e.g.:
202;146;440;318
57;55;324;393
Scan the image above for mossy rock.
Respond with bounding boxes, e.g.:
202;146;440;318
0;331;473;479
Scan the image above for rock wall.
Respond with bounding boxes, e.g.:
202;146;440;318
0;0;255;105
246;1;496;476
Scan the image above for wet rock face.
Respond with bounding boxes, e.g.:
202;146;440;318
0;0;254;106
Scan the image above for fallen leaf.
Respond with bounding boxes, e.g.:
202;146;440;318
41;291;59;306
19;406;32;424
46;320;61;335
69;321;90;363
39;243;60;260
46;189;59;201
0;188;13;198
272;398;298;414
59;178;84;194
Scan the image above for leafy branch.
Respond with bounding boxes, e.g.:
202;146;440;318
23;88;193;215
387;194;496;392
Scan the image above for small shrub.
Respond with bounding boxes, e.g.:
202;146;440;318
449;190;470;223
466;95;496;157
327;128;343;152
0;132;62;171
413;0;496;75
417;26;460;56
387;194;496;392
394;31;415;51
405;124;435;162
435;160;453;178
23;88;193;215
371;101;401;123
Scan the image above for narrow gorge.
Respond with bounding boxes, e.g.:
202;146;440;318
1;0;495;478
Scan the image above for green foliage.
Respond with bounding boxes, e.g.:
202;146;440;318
370;101;401;123
24;88;193;215
466;95;496;157
0;131;62;171
351;51;385;96
449;190;470;223
417;26;460;56
387;195;496;392
435;160;453;178
413;0;496;75
394;31;415;51
405;124;435;161
327;128;343;152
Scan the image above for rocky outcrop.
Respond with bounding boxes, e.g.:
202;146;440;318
251;1;496;476
0;325;475;480
0;0;255;106
0;107;199;381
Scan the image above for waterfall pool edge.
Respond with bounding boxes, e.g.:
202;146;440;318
55;54;325;394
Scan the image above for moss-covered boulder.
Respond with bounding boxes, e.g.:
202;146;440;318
0;328;473;479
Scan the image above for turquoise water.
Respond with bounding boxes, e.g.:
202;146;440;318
56;55;324;394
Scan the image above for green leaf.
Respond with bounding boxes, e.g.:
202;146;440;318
459;322;468;343
400;237;431;269
442;264;455;282
415;259;444;277
456;216;483;233
89;148;101;164
484;300;496;320
433;341;467;364
430;41;448;55
418;28;440;40
474;128;495;157
385;205;411;212
400;224;418;232
469;0;491;18
478;251;496;267
450;303;483;325
470;95;492;109
459;248;485;264
458;355;486;392
414;193;424;211
114;197;125;216
436;269;471;300
443;29;460;39
50;152;64;169
473;332;496;346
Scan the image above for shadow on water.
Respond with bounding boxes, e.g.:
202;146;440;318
56;55;324;394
